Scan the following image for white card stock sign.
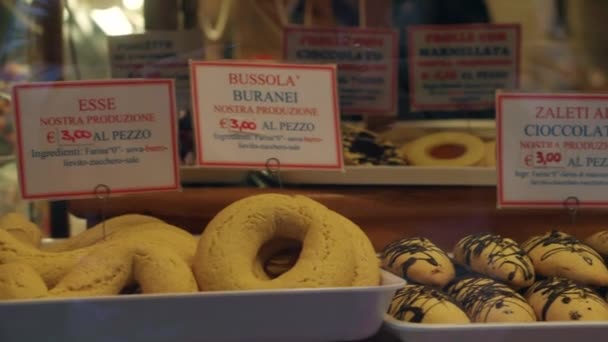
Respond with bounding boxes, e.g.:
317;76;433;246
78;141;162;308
409;24;520;111
12;79;180;200
497;92;608;208
190;61;343;171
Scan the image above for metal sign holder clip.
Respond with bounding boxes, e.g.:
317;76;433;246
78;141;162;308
94;184;111;240
563;196;580;226
265;157;283;189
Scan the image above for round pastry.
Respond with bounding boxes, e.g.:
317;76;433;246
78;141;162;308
321;206;380;286
193;194;380;291
584;230;608;260
525;277;608;321
250;197;380;286
445;276;536;323
294;193;380;286
521;231;608;287
263;250;300;279
453;233;535;288
253;238;302;279
403;132;485;167
381;237;455;287
483;140;496;167
388;284;470;324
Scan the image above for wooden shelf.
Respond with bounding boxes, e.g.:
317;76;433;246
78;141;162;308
68;185;608;251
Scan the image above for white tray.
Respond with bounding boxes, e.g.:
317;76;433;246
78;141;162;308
0;271;404;342
384;315;608;342
178;120;497;186
279;119;497;186
281;166;496;186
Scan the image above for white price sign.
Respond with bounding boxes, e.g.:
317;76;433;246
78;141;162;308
409;24;520;111
12;79;180;200
283;26;399;115
497;92;608;208
108;30;203;112
190;61;343;170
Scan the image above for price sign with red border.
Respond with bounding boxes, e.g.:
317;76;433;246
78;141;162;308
283;26;398;115
190;61;343;170
497;92;608;208
12;79;180;200
409;24;520;111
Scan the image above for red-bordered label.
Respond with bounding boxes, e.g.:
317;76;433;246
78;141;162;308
497;92;608;208
409;24;520;111
190;61;343;170
12;79;180;200
283;26;399;115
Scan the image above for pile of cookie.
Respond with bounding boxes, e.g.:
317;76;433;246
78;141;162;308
341;124;406;166
381;231;608;323
0;194;380;301
340;124;497;168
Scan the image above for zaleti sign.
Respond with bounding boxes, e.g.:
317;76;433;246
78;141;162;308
497;92;608;208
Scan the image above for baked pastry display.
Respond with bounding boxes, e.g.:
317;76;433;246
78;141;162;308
445;276;536;323
380;237;455;287
584;230;608;260
254;237;301;279
0;194;383;300
193;194;380;291
525;278;608;321
522;231;608;287
42;214;163;252
0;262;47;300
0;214;199;299
482;140;496;167
401;132;485;167
0;212;42;247
453;233;535;288
388;284;470;324
342;124;406;166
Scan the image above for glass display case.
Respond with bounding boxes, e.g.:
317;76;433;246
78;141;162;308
1;1;608;341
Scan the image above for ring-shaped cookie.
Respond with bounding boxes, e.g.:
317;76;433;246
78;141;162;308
193;194;372;291
483;140;496;167
405;132;485;167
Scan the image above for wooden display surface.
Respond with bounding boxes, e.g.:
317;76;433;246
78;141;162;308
68;186;608;251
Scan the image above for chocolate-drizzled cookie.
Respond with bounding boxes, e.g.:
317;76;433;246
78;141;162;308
525;277;608;321
341;124;406;166
585;230;608;260
453;233;535;288
388;284;470;324
445;276;536;323
381;237;455;287
522;231;608;287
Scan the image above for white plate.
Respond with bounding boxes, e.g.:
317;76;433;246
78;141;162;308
0;271;404;342
384;315;608;342
281;166;496;186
